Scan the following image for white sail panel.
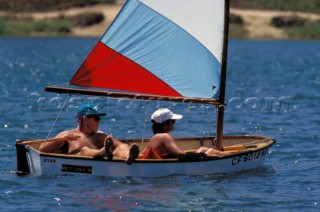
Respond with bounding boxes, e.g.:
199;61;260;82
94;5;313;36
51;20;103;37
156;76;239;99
140;0;225;63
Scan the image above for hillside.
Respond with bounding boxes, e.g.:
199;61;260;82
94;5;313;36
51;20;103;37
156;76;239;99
1;1;320;39
1;0;320;13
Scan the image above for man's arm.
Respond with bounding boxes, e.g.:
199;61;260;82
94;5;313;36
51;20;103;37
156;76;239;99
39;131;69;153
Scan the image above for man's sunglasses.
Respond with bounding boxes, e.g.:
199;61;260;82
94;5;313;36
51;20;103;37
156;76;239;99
87;116;101;122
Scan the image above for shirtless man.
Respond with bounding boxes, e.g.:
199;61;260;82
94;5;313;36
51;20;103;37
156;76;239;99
39;104;139;165
140;108;230;160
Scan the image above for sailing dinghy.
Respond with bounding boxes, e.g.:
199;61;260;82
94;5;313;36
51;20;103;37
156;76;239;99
16;0;275;177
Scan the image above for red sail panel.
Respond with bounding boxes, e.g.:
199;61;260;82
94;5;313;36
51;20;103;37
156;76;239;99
70;42;182;97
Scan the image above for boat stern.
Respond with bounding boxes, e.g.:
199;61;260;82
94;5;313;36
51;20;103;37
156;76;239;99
15;140;30;175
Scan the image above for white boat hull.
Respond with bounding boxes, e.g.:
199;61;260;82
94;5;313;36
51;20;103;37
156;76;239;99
17;135;275;177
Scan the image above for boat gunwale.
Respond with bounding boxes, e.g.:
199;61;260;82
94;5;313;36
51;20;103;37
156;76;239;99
19;135;275;163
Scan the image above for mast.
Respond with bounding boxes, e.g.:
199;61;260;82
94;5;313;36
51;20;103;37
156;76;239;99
216;0;230;150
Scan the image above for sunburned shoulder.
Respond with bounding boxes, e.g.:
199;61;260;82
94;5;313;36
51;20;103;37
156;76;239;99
61;128;81;134
153;133;174;140
88;131;109;141
94;131;107;137
55;129;76;137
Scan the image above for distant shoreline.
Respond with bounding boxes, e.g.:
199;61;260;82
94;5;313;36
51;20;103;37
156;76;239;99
1;3;320;39
231;8;320;39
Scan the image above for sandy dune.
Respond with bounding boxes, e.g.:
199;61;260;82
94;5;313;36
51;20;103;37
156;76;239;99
231;8;320;39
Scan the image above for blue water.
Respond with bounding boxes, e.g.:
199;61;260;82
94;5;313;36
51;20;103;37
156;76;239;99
0;38;319;211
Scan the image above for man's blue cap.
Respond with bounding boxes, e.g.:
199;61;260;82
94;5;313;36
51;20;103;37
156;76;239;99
76;104;106;119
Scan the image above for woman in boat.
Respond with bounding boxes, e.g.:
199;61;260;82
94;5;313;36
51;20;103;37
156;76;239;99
39;104;139;165
140;108;230;160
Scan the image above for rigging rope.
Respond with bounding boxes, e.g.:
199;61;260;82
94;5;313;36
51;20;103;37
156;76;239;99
140;100;150;149
45;95;71;142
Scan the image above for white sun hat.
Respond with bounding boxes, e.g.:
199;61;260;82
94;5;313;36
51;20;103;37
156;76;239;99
151;108;183;124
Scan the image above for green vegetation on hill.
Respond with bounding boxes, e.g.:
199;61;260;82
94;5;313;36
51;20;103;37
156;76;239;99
0;12;105;37
1;0;320;13
0;0;116;12
0;19;71;36
285;23;320;40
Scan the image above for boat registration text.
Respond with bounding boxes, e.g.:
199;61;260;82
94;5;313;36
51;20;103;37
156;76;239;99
231;148;269;166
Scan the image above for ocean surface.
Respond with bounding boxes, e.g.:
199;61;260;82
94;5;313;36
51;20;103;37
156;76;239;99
0;38;319;211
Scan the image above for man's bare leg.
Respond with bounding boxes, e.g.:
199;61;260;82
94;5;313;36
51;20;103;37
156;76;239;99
104;138;113;160
78;146;105;158
113;143;140;165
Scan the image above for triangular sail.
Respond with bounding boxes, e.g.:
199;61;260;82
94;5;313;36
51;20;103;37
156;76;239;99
70;0;227;100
